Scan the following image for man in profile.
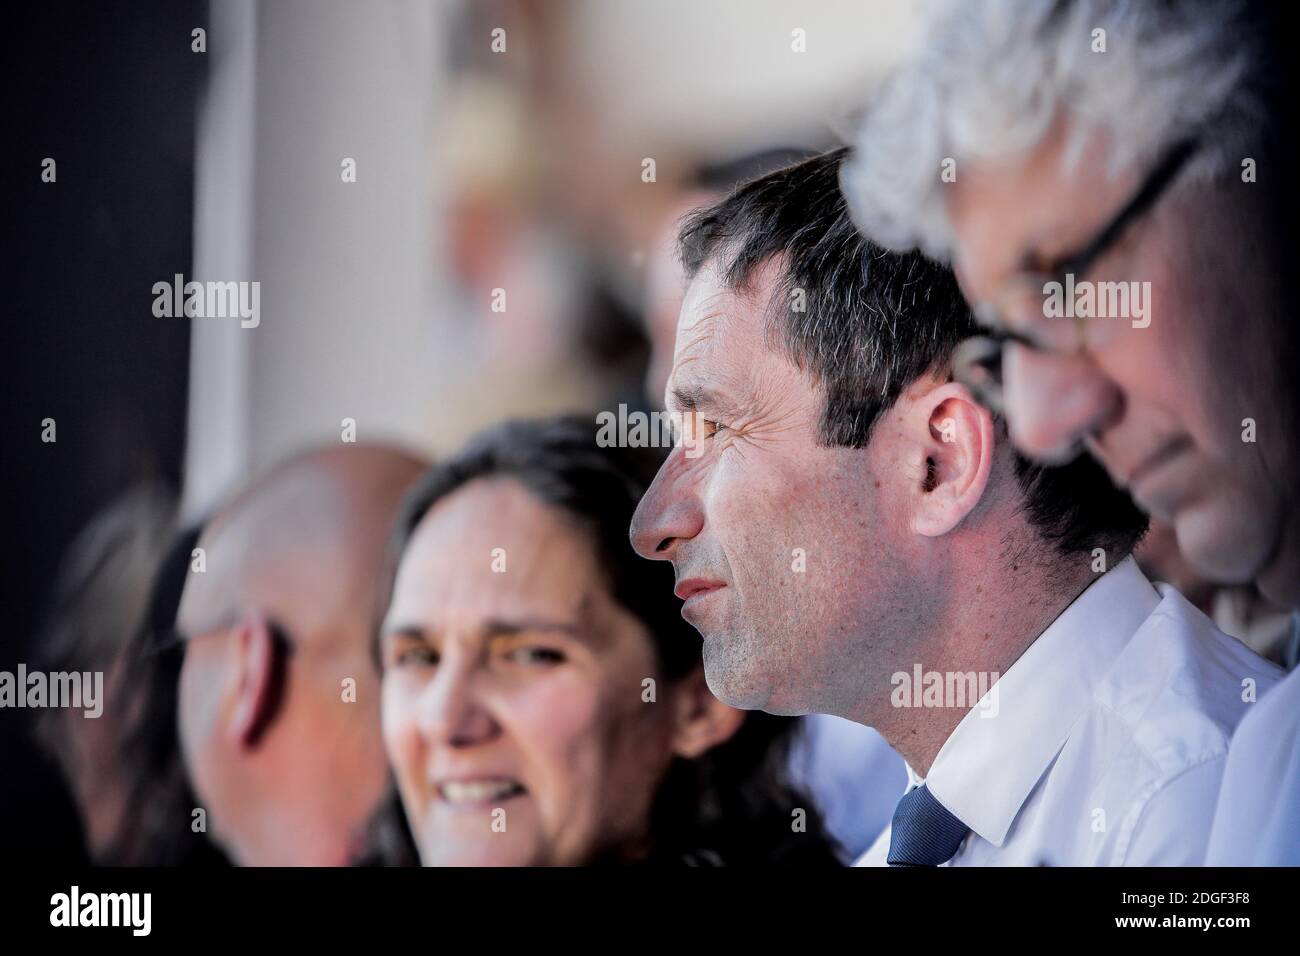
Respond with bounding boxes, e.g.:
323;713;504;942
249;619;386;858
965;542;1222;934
630;148;1280;865
176;445;425;865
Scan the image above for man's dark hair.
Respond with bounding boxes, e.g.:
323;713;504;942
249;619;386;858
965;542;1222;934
677;146;1148;558
362;416;841;866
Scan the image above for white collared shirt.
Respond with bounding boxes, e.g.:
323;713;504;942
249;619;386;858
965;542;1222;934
1205;616;1300;866
855;558;1284;867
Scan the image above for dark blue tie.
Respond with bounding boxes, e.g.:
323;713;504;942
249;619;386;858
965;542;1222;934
887;784;970;866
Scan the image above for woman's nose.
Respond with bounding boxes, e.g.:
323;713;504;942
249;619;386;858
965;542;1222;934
416;655;498;748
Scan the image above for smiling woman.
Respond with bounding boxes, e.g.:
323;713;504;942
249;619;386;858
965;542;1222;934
358;416;840;867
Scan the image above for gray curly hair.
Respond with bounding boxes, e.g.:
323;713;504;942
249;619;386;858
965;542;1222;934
843;0;1281;260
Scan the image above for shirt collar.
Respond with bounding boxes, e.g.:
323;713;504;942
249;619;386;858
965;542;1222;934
923;556;1160;846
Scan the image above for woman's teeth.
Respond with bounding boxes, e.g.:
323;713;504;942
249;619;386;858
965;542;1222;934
438;779;524;803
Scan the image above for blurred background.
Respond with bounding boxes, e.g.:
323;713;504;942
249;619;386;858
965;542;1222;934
7;0;924;572
5;0;924;862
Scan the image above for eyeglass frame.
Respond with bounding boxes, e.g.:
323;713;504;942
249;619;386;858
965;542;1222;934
952;137;1201;416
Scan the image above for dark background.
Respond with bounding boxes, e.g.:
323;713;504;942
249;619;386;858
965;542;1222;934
2;0;204;860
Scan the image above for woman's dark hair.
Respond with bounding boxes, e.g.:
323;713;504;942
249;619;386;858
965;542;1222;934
361;415;841;866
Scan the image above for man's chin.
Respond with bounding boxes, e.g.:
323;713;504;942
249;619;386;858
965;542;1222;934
702;638;813;713
702;669;768;711
701;644;767;711
1255;510;1300;610
1174;494;1278;586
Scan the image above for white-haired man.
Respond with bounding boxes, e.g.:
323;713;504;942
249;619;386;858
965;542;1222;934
843;0;1298;865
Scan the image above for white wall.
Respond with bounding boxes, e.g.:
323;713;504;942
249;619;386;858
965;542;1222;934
185;0;447;518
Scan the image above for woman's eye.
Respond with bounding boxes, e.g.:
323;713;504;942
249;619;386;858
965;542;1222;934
505;646;567;666
395;645;438;668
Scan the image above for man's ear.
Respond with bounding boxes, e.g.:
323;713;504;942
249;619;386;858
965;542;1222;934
669;666;747;760
228;613;287;749
909;381;997;538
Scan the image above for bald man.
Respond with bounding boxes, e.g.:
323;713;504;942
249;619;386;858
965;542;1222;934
176;445;426;866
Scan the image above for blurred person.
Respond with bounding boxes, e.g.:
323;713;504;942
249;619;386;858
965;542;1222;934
782;712;903;861
1139;519;1295;667
431;75;648;455
175;445;426;866
643;189;717;407
629;148;1282;865
843;0;1299;866
380;417;840;866
1205;640;1300;865
112;518;229;865
843;0;1299;613
27;485;175;862
642;150;817;404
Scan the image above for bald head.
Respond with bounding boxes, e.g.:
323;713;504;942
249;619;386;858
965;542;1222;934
181;445;425;653
176;444;427;866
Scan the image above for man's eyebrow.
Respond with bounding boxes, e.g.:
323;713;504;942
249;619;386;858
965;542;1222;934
669;380;739;417
669;381;710;412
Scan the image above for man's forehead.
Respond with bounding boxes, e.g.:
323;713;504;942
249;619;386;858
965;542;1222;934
677;256;786;328
676;268;734;341
667;273;760;412
950;119;1139;284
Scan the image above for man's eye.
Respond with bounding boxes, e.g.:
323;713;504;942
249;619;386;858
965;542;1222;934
395;645;438;668
505;646;567;667
703;419;728;438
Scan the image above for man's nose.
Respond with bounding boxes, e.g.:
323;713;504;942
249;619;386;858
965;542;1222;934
417;653;497;748
630;460;703;561
1002;343;1123;462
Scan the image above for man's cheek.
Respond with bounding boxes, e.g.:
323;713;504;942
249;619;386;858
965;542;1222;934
700;461;745;533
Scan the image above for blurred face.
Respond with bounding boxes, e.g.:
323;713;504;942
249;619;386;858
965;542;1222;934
176;537;392;865
381;478;681;866
644;190;719;404
176;613;390;866
948;118;1297;595
56;651;137;857
630;260;918;718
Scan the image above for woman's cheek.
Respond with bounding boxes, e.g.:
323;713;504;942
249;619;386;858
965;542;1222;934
517;669;603;747
505;670;605;794
380;673;423;788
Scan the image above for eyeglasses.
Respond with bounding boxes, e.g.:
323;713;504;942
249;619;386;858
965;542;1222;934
953;138;1199;416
